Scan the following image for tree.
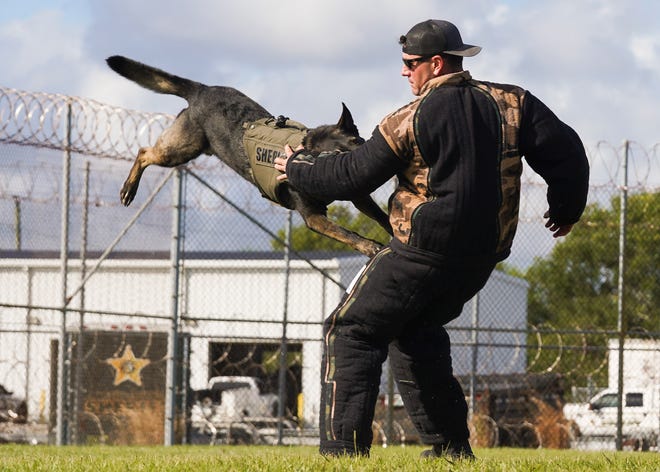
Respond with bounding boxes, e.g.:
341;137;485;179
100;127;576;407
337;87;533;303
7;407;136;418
271;204;390;252
525;191;660;333
523;192;660;385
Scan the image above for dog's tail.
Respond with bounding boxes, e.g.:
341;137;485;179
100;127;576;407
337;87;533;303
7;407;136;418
106;55;202;99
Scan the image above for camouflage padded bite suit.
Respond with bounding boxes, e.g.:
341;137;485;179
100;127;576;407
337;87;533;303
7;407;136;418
285;71;589;455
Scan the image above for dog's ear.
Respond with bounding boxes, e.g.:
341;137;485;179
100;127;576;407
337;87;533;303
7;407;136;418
337;102;360;138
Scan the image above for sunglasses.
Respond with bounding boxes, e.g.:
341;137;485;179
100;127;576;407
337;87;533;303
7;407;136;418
402;55;433;69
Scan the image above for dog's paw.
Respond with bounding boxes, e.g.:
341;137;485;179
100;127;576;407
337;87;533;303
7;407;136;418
119;182;136;206
361;241;384;258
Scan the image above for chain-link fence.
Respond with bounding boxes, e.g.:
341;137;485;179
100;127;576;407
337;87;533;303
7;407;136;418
0;86;658;451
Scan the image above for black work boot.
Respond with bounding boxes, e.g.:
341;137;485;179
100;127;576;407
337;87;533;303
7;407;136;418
420;440;475;460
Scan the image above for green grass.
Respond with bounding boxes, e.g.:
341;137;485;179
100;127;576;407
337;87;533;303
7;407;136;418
0;445;658;471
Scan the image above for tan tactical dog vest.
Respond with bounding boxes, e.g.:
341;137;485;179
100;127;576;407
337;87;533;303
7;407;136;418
243;117;307;203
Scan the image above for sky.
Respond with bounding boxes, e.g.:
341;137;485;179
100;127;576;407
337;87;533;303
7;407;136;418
1;0;659;149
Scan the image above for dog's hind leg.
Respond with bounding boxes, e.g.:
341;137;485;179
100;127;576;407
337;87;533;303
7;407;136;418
351;197;393;236
120;110;207;206
120;147;159;206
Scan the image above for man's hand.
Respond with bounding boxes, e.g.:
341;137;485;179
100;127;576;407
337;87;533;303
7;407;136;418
544;210;574;238
275;144;303;181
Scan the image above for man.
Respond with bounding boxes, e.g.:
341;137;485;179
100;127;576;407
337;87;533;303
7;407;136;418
274;19;589;459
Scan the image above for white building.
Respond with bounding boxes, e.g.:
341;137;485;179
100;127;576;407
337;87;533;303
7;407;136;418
0;252;527;429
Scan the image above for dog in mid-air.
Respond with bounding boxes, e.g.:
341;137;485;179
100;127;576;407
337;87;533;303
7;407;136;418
106;55;391;257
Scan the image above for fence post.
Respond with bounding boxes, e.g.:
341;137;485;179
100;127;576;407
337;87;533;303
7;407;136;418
164;168;184;445
469;292;480;419
71;161;90;444
56;99;73;446
386;361;395;446
277;210;292;445
615;140;629;451
13;196;21;250
24;267;33;422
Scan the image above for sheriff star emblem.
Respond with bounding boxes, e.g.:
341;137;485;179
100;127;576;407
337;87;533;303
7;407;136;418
105;344;151;387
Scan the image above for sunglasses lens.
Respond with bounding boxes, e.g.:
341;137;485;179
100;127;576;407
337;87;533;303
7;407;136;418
403;56;427;69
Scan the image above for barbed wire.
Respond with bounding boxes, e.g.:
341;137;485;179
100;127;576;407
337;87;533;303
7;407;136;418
1;85;658;213
0;86;175;160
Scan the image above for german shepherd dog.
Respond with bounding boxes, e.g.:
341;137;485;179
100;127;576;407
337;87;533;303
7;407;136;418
106;56;391;257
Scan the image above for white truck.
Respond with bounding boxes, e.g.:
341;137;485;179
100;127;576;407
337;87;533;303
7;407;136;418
563;338;660;450
195;376;279;420
190;376;294;444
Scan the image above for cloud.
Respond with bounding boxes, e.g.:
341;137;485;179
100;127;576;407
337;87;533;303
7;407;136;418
0;10;85;94
0;0;658;147
630;34;660;73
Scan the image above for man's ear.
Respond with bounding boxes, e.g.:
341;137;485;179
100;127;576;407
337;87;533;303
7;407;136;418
432;55;444;75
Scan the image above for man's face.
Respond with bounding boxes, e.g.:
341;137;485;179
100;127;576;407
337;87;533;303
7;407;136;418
401;54;437;96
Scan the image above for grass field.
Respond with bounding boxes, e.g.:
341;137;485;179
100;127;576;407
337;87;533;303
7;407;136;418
0;445;659;471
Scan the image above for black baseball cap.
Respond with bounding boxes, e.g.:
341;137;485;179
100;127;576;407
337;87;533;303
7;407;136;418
399;19;481;57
